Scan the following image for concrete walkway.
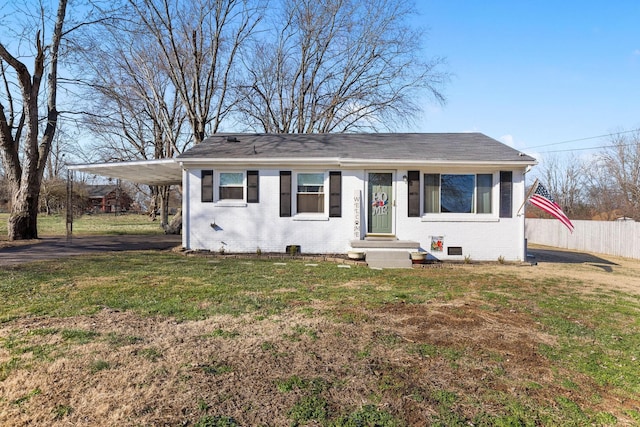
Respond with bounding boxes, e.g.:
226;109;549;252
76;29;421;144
0;234;182;266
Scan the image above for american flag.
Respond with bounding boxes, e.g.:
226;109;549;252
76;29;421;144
529;181;574;233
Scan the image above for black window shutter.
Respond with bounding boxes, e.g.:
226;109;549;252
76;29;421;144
247;170;259;203
201;170;213;203
280;171;291;217
407;170;420;217
499;171;513;218
329;171;341;217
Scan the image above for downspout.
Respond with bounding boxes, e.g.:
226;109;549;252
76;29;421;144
182;167;189;249
520;166;533;262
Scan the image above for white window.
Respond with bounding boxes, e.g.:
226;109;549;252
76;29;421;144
424;173;493;214
219;172;244;200
296;173;325;213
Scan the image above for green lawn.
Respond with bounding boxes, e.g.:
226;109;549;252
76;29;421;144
0;212;163;238
1;253;639;426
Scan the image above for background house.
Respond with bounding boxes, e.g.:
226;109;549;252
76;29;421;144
86;185;133;213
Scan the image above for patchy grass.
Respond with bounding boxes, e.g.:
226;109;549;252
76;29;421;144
1;252;639;426
0;254;380;321
89;359;110;374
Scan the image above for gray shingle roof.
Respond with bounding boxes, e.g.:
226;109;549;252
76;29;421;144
178;133;536;164
86;185;118;198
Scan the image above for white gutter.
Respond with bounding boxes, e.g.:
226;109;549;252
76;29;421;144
69;158;178;168
178;157;537;168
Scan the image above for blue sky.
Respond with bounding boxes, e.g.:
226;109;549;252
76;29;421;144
409;1;640;162
5;1;638;168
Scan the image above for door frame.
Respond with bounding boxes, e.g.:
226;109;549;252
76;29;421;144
365;170;396;235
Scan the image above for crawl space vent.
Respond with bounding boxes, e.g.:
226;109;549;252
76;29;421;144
447;247;463;256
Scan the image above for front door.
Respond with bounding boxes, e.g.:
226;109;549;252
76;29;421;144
367;172;393;234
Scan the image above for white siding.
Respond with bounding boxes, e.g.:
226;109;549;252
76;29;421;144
183;167;528;261
394;169;527;262
185;169;363;254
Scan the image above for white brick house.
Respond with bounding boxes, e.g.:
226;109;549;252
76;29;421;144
176;133;536;262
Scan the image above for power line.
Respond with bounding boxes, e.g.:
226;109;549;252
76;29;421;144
524;128;640;150
535;139;640;154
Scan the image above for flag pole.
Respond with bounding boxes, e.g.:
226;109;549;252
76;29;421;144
517;178;539;216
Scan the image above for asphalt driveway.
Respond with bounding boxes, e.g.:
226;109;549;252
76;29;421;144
0;236;625;268
0;234;182;266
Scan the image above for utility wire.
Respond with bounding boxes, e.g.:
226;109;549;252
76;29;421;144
524;128;640;150
538;144;625;154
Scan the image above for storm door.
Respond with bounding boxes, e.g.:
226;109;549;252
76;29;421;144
367;172;393;234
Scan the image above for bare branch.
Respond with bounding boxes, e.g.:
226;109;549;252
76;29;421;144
236;0;449;133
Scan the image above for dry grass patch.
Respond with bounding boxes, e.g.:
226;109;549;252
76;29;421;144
2;252;640;425
0;299;635;426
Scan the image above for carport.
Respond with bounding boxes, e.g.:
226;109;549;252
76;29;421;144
68;158;183;187
67;158;184;238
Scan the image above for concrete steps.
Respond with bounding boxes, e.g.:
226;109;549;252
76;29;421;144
350;237;420;269
365;250;413;269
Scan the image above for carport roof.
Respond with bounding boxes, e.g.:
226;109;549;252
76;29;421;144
68;159;182;186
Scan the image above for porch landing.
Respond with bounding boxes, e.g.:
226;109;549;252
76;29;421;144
350;237;420;269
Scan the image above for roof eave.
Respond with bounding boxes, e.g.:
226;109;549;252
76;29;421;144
340;158;538;167
178;157;537;168
178;157;341;168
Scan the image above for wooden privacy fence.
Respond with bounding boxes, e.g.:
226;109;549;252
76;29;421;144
525;218;640;260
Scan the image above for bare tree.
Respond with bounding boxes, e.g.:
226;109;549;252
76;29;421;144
72;0;263;231
46;130;72;180
39;128;77;216
236;0;448;133
593;131;640;220
128;0;264;143
0;169;9;212
0;0;67;240
537;153;589;219
583;158;619;220
70;12;192;227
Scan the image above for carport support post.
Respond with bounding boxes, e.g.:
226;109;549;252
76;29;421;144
66;169;73;243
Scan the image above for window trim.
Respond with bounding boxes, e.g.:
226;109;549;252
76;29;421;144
200;170;260;206
295;171;326;215
218;171;245;201
421;172;497;218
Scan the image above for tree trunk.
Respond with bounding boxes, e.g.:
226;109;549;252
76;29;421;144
159;185;170;227
7;179;41;240
0;0;67;241
163;207;182;235
148;187;158;221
